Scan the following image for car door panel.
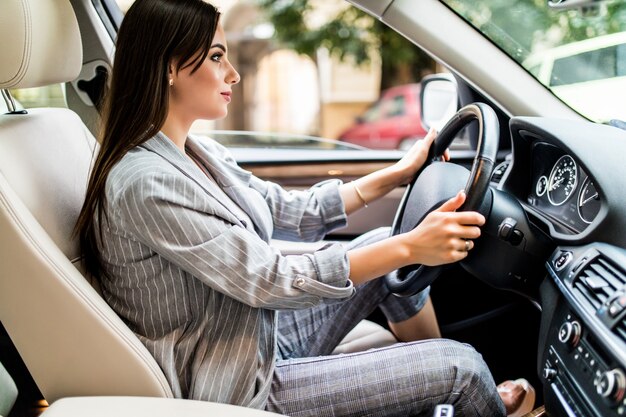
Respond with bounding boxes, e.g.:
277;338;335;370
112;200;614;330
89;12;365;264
241;161;401;237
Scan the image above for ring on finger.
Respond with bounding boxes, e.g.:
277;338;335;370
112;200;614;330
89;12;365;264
464;239;471;252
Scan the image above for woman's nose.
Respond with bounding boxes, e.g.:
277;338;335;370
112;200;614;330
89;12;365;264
228;64;240;85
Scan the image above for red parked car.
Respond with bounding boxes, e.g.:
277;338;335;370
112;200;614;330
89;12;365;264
338;83;427;150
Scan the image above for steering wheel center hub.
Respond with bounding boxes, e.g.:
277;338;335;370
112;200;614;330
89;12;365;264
398;162;471;235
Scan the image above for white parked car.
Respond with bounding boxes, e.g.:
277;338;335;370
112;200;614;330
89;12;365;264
523;31;626;123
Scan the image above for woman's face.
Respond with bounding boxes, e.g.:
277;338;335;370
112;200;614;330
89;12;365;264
169;24;240;122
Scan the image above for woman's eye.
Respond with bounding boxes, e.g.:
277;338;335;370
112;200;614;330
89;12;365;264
211;53;223;62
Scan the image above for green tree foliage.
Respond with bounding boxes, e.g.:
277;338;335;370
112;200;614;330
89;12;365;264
443;0;626;63
256;0;435;90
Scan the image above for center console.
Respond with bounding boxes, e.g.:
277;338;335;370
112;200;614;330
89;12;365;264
540;243;626;417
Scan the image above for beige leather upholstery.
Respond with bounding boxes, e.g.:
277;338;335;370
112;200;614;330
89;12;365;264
0;109;173;401
0;0;172;402
332;320;397;355
42;397;283;417
0;0;81;89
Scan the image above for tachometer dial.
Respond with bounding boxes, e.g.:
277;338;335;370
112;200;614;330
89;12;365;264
578;178;601;224
548;155;578;206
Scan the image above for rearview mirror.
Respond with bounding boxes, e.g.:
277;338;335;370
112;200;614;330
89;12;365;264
420;73;458;131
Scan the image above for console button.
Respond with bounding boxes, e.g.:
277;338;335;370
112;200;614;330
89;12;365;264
558;321;582;347
554;251;573;271
596;369;626;402
543;367;557;381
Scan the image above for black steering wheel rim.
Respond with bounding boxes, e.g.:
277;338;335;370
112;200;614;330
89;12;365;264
384;103;499;297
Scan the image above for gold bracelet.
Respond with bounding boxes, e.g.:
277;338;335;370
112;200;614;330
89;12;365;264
352;181;368;208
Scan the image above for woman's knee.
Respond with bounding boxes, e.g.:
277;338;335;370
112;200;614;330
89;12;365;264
445;340;492;384
439;340;505;416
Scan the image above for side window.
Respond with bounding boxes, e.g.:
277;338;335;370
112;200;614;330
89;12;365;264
109;0;439;152
7;85;67;111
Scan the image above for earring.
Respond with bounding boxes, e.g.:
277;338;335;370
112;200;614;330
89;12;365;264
169;78;174;86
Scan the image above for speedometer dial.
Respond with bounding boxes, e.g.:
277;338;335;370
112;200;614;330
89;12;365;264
548;155;578;206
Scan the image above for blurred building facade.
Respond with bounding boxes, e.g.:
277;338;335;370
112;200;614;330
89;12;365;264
219;0;380;139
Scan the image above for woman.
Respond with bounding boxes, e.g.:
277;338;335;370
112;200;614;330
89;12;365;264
75;0;533;416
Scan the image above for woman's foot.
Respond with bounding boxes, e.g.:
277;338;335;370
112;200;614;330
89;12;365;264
497;378;536;417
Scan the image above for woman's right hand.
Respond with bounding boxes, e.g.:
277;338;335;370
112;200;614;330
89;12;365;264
400;190;485;266
347;190;485;285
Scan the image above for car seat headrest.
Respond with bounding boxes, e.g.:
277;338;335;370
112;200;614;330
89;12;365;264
0;0;82;90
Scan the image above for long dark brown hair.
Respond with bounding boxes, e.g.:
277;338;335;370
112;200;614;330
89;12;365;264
75;0;220;278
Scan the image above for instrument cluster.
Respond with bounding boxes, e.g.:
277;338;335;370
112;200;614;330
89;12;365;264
527;143;602;233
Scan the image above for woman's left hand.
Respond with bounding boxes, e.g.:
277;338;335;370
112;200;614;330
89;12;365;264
394;127;450;185
341;127;450;214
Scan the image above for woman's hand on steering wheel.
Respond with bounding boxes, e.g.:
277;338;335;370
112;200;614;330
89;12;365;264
399;190;485;266
394;128;451;185
385;103;498;296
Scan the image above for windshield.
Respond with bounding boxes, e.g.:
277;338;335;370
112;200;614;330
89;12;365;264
442;0;626;123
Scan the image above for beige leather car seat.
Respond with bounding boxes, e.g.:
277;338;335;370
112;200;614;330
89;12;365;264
0;0;396;407
0;0;173;402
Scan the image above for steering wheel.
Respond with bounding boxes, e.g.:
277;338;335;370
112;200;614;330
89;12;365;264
384;103;499;296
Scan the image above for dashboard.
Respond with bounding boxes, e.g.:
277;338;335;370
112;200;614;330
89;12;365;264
502;117;625;246
527;143;601;234
500;117;626;417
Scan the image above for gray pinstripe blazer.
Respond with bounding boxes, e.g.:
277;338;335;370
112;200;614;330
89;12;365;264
97;132;355;407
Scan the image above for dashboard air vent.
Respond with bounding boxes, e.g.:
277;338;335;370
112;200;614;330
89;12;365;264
572;256;626;312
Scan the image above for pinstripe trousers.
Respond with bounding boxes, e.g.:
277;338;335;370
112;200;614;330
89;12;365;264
266;228;506;417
